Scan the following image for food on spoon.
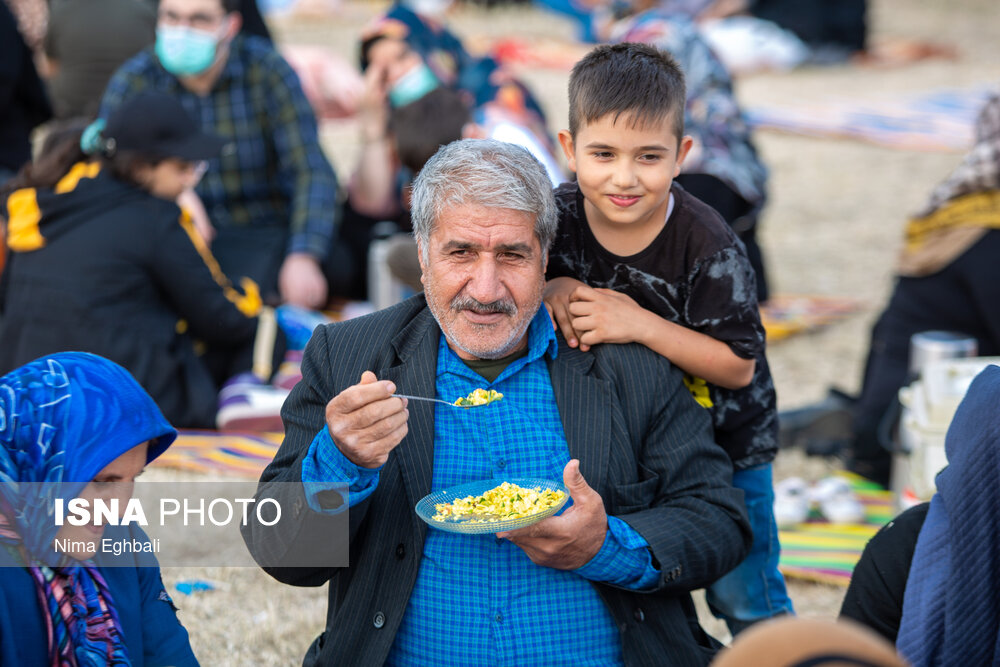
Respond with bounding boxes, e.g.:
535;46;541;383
432;482;564;523
454;388;504;407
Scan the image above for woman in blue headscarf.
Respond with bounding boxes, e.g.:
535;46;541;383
841;364;1000;665
0;352;198;666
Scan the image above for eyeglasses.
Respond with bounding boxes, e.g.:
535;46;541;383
158;9;227;30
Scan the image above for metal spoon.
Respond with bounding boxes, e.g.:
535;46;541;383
392;394;488;409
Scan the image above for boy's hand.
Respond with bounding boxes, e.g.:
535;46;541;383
568;285;646;350
543;277;588;348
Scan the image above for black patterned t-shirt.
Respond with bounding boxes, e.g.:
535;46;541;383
546;182;777;469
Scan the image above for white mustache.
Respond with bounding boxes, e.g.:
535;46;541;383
451;295;517;316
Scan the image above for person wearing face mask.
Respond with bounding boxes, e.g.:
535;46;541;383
0;91;284;429
340;0;559;300
98;0;346;311
0;351;198;666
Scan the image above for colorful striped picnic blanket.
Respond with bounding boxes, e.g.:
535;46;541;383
760;294;863;342
747;86;994;153
779;473;895;586
153;430;282;478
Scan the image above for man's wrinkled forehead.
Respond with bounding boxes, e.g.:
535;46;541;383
427;204;539;247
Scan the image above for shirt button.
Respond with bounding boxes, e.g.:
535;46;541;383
496;459;506;469
495;536;503;546
395;543;405;559
373;611;385;629
633;607;645;623
494;613;503;623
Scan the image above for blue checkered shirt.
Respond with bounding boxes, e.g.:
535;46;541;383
302;309;659;665
99;36;338;260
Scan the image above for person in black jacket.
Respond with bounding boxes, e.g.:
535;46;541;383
0;91;280;428
846;91;1000;487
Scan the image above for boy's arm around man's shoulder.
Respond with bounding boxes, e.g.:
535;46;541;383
627;303;756;389
555;281;756;389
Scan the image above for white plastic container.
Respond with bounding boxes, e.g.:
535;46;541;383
896;357;1000;507
367;237;412;312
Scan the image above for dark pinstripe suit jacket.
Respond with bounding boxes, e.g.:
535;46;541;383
244;295;751;666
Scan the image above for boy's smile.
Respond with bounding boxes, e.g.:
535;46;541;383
559;114;692;253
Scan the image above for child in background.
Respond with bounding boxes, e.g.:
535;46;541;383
0;91;284;429
544;43;792;634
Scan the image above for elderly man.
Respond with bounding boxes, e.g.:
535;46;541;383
98;0;341;308
242;139;750;666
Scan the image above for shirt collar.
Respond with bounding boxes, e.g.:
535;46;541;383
525;305;559;362
438;305;558;381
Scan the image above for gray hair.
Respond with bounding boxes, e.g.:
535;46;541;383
410;139;557;261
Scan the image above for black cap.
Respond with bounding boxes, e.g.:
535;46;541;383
104;91;226;161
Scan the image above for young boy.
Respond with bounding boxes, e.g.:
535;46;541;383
544;42;793;634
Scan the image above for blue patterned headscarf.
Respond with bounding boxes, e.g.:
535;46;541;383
897;364;1000;666
0;352;177;666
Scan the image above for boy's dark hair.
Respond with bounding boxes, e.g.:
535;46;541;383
568;42;686;143
221;0;241;14
390;87;471;174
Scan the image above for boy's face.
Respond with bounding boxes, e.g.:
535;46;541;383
559;113;692;235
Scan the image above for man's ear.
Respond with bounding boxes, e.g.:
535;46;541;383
557;129;577;173
225;12;243;40
674;135;694;176
416;240;427;287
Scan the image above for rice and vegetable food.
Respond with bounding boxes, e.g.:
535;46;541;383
454;388;504;407
432;482;565;523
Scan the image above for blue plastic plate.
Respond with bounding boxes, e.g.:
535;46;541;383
415;477;569;534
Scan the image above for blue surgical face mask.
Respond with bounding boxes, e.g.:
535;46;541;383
155;24;222;77
388;62;441;108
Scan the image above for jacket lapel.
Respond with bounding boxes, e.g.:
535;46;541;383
548;338;612;499
378;306;439;510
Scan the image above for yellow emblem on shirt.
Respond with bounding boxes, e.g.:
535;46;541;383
683;374;713;408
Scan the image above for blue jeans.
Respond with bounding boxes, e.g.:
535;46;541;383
706;463;794;635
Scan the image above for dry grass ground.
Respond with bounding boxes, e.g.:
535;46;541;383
158;0;1000;662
